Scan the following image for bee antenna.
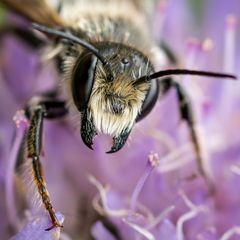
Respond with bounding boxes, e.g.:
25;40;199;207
134;69;237;85
32;23;113;81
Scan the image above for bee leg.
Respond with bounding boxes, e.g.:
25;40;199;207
106;129;131;153
172;81;215;193
26;98;68;230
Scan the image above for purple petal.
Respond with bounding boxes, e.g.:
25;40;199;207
91;221;116;240
155;219;177;240
10;213;64;240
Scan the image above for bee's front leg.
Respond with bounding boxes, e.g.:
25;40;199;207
26;97;67;231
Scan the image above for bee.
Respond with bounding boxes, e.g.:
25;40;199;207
1;0;236;231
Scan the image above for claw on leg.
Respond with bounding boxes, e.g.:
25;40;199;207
44;212;64;231
45;221;63;231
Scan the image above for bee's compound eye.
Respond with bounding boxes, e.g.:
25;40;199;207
71;54;97;111
136;79;159;121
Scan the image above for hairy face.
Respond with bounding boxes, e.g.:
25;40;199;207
88;70;150;136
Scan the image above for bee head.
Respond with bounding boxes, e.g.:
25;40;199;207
71;43;159;153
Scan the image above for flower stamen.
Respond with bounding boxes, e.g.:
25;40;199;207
6;110;29;229
157;143;194;173
122;218;156;240
89;175;129;217
176;191;208;240
147;205;175;230
224;15;237;72
220;226;240;240
130;153;160;213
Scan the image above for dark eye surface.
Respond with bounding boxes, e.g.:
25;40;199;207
136;78;159;122
71;53;97;111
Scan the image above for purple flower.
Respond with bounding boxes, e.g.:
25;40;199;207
1;0;240;239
